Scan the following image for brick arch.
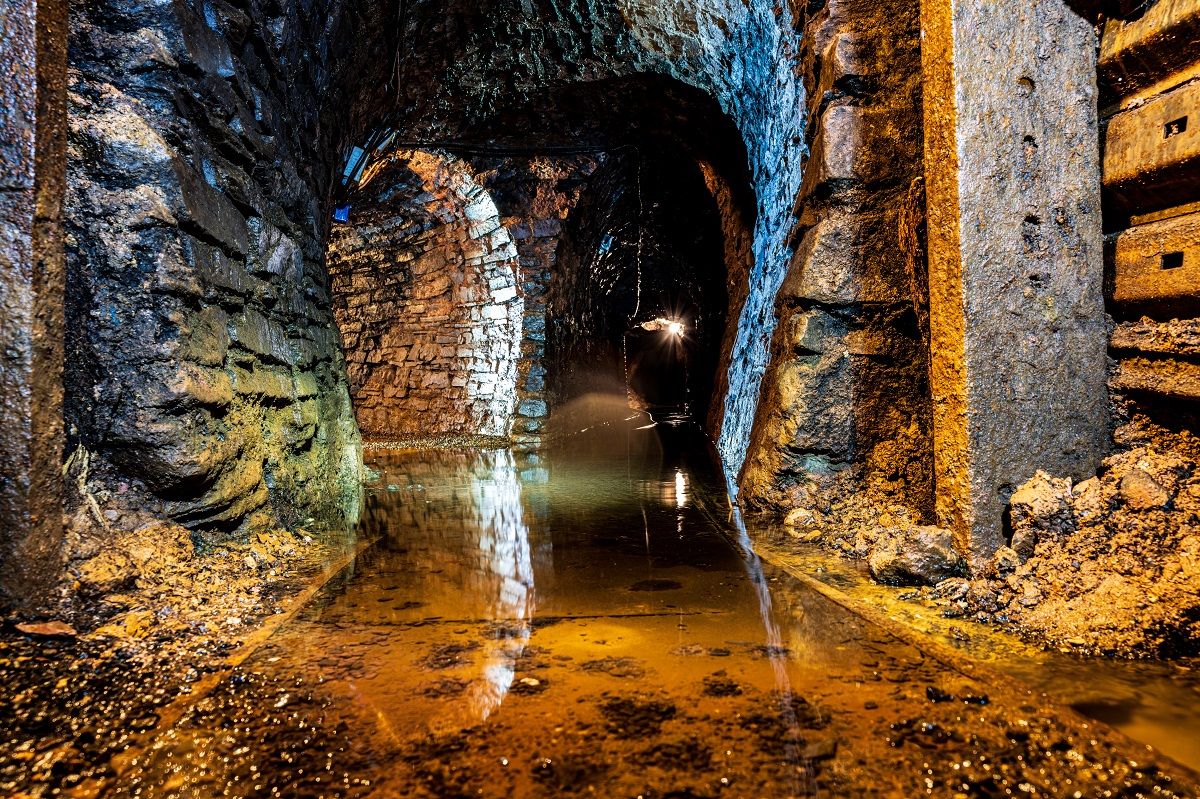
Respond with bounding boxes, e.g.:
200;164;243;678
329;149;523;440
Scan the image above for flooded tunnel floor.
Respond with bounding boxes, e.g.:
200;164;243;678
106;414;1197;798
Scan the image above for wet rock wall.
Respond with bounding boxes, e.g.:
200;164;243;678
740;0;932;521
64;0;372;535
328;150;523;441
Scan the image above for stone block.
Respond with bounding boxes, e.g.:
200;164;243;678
518;398;548;418
249;217;301;279
294;372;319;399
172;0;236;78
816;31;872;99
1110;318;1200;357
869;526;964;586
1112;356;1200;399
1108;211;1200;311
801;104;919;193
153;362;235;409
778;203;908;305
177;305;230;367
229;307;293;364
531;219;561;238
1103;80;1200;215
229;364;293;402
922;0;1108;571
172;156;249;256
1098;0;1200;102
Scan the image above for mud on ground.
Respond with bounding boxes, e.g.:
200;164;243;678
788;417;1200;658
0;454;347;798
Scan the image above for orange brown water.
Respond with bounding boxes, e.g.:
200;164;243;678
108;411;1198;798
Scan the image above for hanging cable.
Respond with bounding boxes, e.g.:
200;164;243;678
633;149;644;321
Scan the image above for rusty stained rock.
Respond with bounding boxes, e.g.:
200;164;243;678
0;0;68;608
868;525;964;586
964;420;1200;656
739;0;933;531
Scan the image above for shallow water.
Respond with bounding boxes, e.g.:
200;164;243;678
112;410;1197;798
749;534;1200;772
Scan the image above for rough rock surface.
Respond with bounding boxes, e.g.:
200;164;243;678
1009;470;1075;557
739;0;934;529
64;0;364;541
868;526;964;586
959;419;1200;656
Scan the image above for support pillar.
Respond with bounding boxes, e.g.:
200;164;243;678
920;0;1109;572
0;0;67;607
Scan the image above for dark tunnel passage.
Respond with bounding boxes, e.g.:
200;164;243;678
548;142;730;419
7;0;1200;796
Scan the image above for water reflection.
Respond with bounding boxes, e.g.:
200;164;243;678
313;449;535;723
107;401;1200;798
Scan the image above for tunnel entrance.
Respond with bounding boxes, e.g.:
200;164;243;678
326;74;752;449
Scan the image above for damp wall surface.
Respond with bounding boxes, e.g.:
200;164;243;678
63;0;377;534
740;0;932;519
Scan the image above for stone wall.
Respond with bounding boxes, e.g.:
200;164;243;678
329;150;523;440
1100;2;1200;422
470;155;601;451
63;0;370;537
740;0;933;523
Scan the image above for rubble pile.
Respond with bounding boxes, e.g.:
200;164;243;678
958;424;1200;656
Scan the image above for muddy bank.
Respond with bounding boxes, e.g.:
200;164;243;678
961;418;1200;657
0;461;351;799
784;418;1200;658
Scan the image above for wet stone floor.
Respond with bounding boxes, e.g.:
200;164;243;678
24;414;1200;798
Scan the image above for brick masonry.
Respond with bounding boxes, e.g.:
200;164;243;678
329;150;523;440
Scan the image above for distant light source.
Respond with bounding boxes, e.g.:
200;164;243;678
639;317;686;336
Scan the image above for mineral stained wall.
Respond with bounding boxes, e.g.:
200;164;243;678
740;0;933;524
64;0;369;537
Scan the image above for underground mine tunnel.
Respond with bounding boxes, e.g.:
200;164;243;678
3;0;1200;795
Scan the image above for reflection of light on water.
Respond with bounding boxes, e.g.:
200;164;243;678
725;473;809;797
675;470;687;508
464;453;534;721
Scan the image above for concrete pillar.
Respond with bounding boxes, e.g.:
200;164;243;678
0;0;67;607
920;0;1109;572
